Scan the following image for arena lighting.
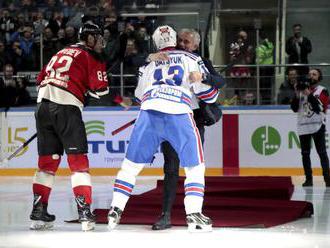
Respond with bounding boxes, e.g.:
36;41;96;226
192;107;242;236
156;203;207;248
3;228;323;248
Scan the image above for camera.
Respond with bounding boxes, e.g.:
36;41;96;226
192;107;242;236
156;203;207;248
296;79;311;91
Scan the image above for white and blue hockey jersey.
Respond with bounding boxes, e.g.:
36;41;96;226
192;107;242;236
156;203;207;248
135;50;219;114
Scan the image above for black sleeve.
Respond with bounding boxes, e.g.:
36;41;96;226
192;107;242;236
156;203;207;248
285;37;294;55
106;33;128;69
308;94;321;114
302;37;312;54
117;33;128;61
290;96;300;112
202;57;226;89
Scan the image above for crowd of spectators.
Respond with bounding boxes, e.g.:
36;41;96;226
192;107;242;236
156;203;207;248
0;1;316;107
0;0;160;107
0;63;32;108
225;23;313;105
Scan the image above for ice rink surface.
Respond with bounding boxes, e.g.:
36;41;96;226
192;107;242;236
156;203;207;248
1;176;330;248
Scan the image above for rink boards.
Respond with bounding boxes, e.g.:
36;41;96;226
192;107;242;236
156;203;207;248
0;106;329;176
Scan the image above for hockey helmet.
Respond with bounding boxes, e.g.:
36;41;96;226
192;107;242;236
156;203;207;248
152;25;177;50
78;22;103;42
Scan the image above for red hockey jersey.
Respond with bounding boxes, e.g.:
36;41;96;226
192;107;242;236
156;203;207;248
37;44;109;110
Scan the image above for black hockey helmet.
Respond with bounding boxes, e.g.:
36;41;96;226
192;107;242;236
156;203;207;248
78;22;103;42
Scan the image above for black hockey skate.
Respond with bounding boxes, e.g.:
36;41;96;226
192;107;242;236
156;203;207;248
75;196;96;231
186;212;212;232
30;194;56;230
107;206;123;230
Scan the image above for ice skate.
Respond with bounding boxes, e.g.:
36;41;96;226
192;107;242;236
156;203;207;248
107;206;123;230
30;194;55;230
75;196;96;231
186;212;212;232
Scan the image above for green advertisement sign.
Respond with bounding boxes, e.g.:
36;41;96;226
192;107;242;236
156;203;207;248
251;126;281;155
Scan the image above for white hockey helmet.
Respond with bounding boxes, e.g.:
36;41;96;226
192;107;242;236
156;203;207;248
152;25;177;50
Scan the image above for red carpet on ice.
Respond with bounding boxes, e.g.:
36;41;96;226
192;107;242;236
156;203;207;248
67;177;313;228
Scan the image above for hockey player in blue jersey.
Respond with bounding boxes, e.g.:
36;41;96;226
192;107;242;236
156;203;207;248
107;25;219;232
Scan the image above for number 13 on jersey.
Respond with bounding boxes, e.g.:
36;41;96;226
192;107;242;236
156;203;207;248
153;65;184;86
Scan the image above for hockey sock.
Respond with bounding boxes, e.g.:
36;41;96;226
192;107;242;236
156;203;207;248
71;172;92;204
184;164;206;214
111;158;144;210
32;171;55;204
34;154;61;203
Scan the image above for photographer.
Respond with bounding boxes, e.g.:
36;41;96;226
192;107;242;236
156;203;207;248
290;68;330;187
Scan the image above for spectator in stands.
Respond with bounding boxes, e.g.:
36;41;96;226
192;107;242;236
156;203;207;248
44;0;63;20
0;40;9;69
17;25;38;71
130;15;156;34
33;11;49;42
103;13;128;73
286;24;312;77
66;0;86;29
7;2;18;13
135;25;151;53
62;0;74;18
48;10;68;35
42;27;59;64
64;25;78;45
7;41;23;71
229;30;253;78
85;5;103;27
20;0;35;22
103;11;119;36
277;68;298;104
56;28;66;50
0;9;16;44
0;64;20;107
15;13;28;34
122;38;146;96
256;32;274;104
103;11;119;37
103;28;110;42
242;92;255;105
15;74;32;106
124;21;136;39
228;30;254;102
256;32;274;65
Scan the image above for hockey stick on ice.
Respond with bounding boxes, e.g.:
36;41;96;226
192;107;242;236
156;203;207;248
0;133;37;167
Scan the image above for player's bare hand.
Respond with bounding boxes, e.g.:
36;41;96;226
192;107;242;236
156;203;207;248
189;71;203;83
119;97;133;110
148;52;170;62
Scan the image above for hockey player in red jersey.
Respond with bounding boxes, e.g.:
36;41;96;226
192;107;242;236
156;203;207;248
30;22;124;231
